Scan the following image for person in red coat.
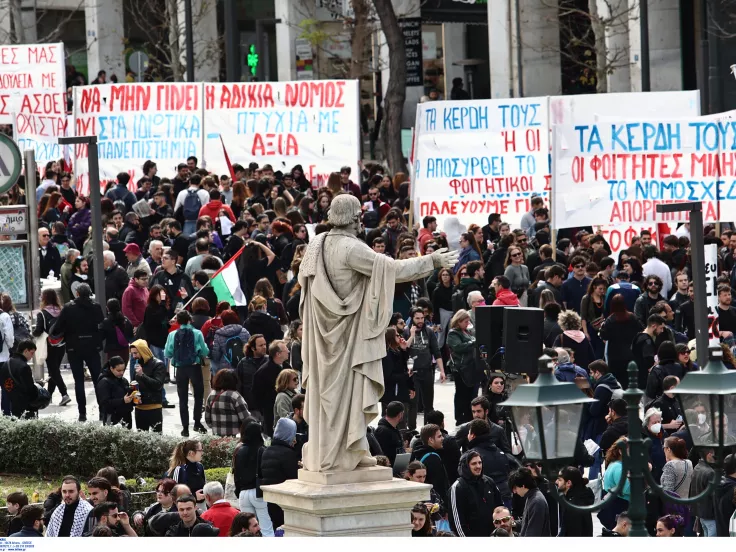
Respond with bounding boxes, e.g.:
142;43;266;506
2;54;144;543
198;190;235;223
201;482;240;537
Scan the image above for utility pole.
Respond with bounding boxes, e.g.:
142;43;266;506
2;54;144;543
184;0;195;81
640;0;650;91
224;0;240;81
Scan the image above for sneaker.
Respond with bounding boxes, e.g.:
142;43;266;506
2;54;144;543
181;428;190;437
78;414;87;422
162;401;176;409
193;423;207;434
60;395;72;406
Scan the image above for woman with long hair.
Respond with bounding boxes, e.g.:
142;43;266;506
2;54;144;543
269;220;293;259
326;171;343;197
33;288;70;405
100;298;134;364
504;245;530;305
538;289;558;310
580;276;608;360
431;268;454;350
447;309;479;425
381;326;413;426
131;478;177;535
623;257;644;288
68;196;91;246
231;181;247;220
97;356;134;428
599;294;643;387
41;191;63;224
273;368;299;426
315;192;332;222
298;196;316;223
140;285;169;363
253;278;289;326
233;420;274;536
467;223;486;256
167;439;207;505
661;436;692;498
454;232;481;274
244;296;283;345
599;437;630;529
287;320;303;375
411;503;434;537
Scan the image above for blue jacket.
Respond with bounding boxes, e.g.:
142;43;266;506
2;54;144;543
454;246;481;274
603;282;641;316
554;362;588;382
582;373;621;440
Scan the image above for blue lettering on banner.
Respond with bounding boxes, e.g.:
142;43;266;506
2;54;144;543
236;110;311;134
577;123;682;152
17;138;60;160
441;106;489;130
98;114;202;141
499;103;541;128
97;139;198;160
425;156;506;178
689;121;736;151
317;110;340;133
425;108;437;131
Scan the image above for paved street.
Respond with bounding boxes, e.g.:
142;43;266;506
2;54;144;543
39;365;461;435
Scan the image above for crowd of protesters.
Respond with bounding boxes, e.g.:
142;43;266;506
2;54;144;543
3;156;736;537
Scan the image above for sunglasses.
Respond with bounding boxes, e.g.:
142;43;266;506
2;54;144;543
493;516;511;525
511;253;522;258
574;264;585;269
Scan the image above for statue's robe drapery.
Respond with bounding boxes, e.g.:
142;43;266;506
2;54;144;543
298;228;435;472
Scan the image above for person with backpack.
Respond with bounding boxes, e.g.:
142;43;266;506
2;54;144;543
1;294;31;355
165;310;209;437
33;289;71;406
175;174;209;236
105;172;136;213
582;360;623;480
211;310;250;373
100;298;135;364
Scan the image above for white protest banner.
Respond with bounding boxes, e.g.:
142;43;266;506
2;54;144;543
412;98;549;229
202;80;360;186
2;43;67;165
73;83;204;195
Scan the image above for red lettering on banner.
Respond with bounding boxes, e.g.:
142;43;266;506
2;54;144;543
0;95;8;115
608;200;718;223
284;81;345;108
502;130;516;152
544;174;552;191
219;83;274;109
79;88;101;113
41;72;57;88
204;84;214;110
16;114;66;137
251;133;299;156
154;84;199;111
692;152;736;177
110;85;150;111
0;47;18;64
76;117;96;136
20;93;64;115
27;46;55;64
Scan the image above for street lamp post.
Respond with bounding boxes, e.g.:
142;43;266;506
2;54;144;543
501;349;734;537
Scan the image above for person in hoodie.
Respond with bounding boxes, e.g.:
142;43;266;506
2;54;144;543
448;450;504;537
582;360;622;478
509;466;550;536
491;276;520;307
123;243;151;279
646;341;686;404
714;453;736;536
68;196;91;248
129;339;167;432
553;347;588;382
467;419;512;507
100;298;134;363
96;356;134;428
198;189;235;222
121;269;149;331
374;401;406;468
33;288;70;406
381;211;406;258
51;283;105;422
149;250;195;318
211;309;251;373
552;310;596;370
261;418;300;529
244;296;283;346
555;466;594;536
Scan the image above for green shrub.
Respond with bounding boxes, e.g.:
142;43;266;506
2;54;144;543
204;467;230;486
0;417;237;478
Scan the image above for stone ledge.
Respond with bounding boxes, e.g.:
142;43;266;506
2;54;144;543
297;466;393;486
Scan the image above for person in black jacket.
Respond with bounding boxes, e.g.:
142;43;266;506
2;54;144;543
103;251;130;302
373;401;406;469
130;339;167;432
715;453;736;536
164;495;216;537
455;396;512;454
556;466;594;536
410;424;450;504
509;466;550;536
425;410;462;486
244;297;284;346
96;356;134;428
39;227;62;278
645;341;685;403
236;334;268;414
100;298;135;363
599;398;629;457
381;327;414;427
131;479;177;536
252;340;288;436
467;419;512;506
261;418;299;529
50;283;104;422
0;340;39;418
448;450;503;537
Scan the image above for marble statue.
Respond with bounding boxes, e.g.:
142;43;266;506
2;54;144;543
298;195;459;472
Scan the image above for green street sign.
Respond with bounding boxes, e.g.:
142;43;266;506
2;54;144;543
0;134;21;194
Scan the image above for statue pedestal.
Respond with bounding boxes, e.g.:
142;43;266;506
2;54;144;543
262;466;431;537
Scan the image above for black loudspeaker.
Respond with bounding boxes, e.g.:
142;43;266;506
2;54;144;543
474;306;506;371
503;307;544;374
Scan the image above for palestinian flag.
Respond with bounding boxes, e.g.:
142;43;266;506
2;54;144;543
210;245;247;306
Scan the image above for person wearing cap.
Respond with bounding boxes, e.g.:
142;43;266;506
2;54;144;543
261;417;299;530
124;243;151;279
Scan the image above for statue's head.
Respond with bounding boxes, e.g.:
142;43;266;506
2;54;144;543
328;194;362;234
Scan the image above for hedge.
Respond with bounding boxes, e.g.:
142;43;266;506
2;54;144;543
0;417;238;478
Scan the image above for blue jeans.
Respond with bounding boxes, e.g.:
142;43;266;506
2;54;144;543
239;489;274;537
701;518;716;537
183;220;196;236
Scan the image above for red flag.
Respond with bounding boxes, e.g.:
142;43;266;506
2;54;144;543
657;223;671;249
219;135;236;181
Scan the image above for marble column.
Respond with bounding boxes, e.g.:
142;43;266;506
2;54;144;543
85;0;125;81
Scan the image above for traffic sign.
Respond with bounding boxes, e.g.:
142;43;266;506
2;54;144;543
0;134;21;194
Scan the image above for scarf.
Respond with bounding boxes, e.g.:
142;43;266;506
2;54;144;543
46;499;93;537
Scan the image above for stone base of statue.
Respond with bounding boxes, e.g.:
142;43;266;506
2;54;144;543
262;466;431;537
